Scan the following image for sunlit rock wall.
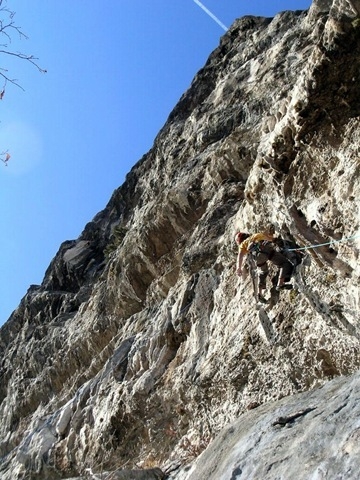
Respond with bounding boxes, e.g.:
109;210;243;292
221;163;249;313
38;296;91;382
1;0;360;478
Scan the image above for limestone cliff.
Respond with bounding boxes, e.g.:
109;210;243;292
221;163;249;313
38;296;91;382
1;0;360;478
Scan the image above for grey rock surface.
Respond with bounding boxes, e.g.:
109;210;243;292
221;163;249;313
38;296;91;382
181;371;360;480
1;0;360;478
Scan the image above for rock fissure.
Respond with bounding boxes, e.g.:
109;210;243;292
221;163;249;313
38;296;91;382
271;406;317;426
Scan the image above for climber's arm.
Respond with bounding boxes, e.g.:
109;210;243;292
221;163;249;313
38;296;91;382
236;249;245;276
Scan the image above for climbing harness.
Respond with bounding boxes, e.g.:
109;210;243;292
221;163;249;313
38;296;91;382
248;240;273;257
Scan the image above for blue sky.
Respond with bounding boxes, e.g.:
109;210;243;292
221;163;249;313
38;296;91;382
0;0;312;325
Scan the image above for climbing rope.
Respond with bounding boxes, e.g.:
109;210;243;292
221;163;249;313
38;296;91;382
286;233;360;251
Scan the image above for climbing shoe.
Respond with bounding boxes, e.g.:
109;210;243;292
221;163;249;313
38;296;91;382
258;294;268;304
276;284;293;291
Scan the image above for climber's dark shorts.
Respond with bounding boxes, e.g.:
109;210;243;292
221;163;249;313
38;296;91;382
255;244;293;288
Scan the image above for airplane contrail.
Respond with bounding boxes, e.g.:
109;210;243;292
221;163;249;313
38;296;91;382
193;0;228;32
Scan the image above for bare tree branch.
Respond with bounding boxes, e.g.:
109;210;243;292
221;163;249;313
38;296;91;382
0;150;10;166
0;0;46;166
0;0;46;91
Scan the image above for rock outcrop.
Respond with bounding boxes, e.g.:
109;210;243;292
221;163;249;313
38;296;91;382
1;0;360;478
181;370;360;480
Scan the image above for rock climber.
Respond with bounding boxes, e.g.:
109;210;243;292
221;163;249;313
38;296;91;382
235;231;294;302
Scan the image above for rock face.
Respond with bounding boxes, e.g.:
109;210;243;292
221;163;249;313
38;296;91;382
1;0;360;478
183;370;360;480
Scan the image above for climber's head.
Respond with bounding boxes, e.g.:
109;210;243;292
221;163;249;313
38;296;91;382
234;232;248;245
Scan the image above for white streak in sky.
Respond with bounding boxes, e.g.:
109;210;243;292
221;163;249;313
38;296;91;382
193;0;228;32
